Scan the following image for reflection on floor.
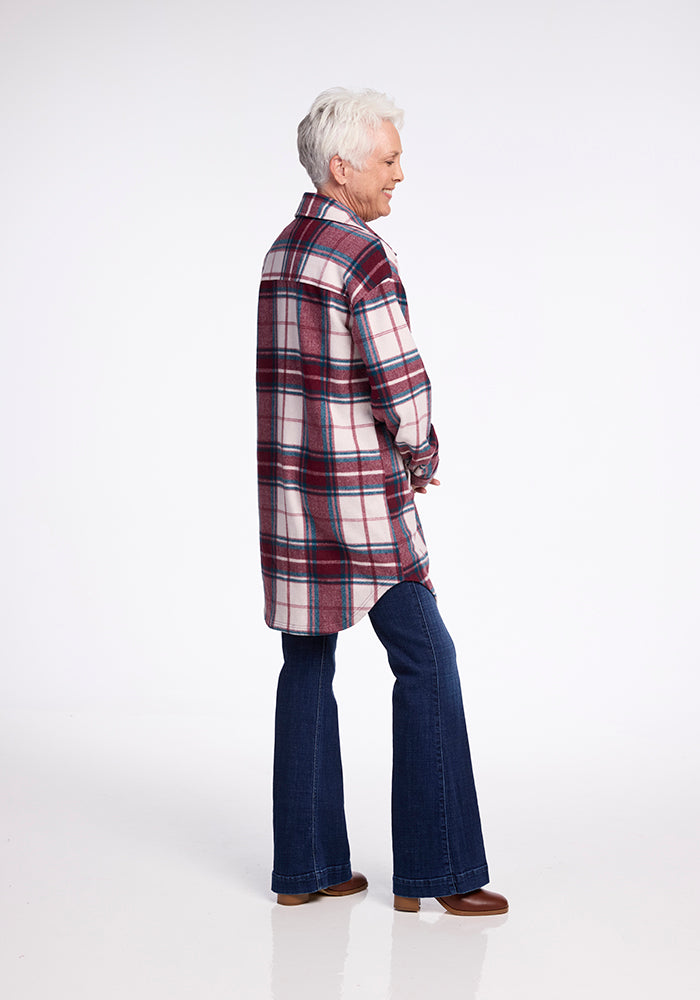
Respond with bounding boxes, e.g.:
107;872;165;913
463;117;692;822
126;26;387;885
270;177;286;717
2;712;698;999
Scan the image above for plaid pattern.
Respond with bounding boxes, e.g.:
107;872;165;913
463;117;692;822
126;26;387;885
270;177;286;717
257;193;439;634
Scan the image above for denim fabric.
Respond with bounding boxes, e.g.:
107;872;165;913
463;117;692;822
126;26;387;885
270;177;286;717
271;582;489;897
272;632;352;894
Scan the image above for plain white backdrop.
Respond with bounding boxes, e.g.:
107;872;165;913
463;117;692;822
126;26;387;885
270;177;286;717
2;1;699;997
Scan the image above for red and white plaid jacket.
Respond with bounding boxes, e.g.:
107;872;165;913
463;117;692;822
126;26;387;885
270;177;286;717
257;193;439;634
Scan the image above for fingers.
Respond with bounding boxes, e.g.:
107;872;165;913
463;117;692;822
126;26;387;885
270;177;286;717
413;477;441;494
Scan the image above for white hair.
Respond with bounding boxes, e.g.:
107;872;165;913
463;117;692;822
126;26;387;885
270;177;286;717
297;87;404;188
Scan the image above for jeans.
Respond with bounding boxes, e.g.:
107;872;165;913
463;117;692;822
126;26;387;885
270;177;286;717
271;581;489;897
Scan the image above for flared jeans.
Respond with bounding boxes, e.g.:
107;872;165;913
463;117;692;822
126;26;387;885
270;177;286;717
271;581;489;897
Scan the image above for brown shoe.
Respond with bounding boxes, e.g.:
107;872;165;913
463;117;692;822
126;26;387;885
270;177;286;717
318;872;368;897
394;889;508;915
277;871;368;906
436;890;508;915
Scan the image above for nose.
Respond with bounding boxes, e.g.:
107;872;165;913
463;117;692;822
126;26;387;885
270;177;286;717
395;161;404;182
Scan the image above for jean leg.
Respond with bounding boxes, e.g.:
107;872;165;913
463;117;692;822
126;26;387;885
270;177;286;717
271;631;352;894
369;581;489;897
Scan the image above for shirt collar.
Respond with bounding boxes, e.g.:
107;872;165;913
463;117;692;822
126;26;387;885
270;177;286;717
295;192;370;229
295;192;398;261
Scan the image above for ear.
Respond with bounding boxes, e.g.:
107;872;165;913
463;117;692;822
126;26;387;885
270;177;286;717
328;154;349;187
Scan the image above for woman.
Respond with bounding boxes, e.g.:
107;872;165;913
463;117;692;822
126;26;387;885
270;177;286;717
256;87;507;916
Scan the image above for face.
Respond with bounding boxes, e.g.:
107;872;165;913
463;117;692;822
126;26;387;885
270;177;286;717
335;120;404;222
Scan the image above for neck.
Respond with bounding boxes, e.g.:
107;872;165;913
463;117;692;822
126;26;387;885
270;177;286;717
317;181;357;218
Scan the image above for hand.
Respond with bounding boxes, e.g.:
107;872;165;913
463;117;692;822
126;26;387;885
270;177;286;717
413;477;441;495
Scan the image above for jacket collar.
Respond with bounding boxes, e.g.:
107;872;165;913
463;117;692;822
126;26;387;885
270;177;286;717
295;192;370;230
295;192;397;260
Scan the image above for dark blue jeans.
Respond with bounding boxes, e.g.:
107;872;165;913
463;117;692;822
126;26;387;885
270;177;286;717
271;581;489;897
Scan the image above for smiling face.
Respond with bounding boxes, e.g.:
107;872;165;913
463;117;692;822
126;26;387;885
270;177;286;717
321;120;405;222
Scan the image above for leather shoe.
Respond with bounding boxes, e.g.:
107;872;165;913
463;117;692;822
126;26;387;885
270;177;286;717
394;888;508;915
277;871;368;906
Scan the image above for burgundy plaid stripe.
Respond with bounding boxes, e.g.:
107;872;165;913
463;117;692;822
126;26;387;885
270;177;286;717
257;193;439;634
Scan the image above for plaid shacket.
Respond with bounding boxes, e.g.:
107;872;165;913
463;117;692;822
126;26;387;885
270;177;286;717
256;193;439;634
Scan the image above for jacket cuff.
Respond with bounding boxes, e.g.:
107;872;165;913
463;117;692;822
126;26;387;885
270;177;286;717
408;455;439;487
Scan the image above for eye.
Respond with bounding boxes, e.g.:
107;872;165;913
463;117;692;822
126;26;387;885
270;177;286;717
386;160;395;166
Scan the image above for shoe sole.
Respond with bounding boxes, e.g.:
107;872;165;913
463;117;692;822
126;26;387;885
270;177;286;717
277;882;368;905
318;882;368;897
436;896;509;916
394;895;508;915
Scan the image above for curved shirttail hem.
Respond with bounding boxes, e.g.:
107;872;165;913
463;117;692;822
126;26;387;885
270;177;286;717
392;864;490;899
265;574;437;636
271;862;353;895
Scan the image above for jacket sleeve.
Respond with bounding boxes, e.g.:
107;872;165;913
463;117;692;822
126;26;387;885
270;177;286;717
349;274;439;486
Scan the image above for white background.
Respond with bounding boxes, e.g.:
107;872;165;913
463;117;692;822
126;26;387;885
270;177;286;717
2;1;699;997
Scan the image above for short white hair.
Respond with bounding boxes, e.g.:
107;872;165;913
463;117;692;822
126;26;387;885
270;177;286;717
297;87;404;188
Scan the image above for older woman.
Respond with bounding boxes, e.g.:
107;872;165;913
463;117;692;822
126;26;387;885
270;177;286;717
257;88;507;916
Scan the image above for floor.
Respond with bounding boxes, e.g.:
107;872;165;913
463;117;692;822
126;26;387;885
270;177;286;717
2;710;698;999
